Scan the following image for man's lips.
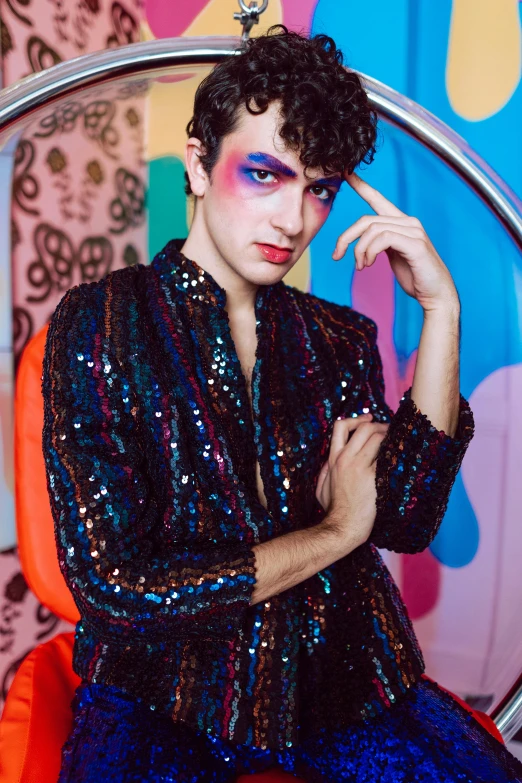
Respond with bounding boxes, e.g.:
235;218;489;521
255;243;294;263
263;243;294;251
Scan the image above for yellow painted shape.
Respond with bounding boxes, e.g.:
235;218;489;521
143;0;284;160
147;68;213;160
140;18;154;41
284;246;311;294
140;2;305;265
184;0;282;38
447;0;521;120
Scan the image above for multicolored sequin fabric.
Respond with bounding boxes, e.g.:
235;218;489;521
58;677;522;781
42;237;476;751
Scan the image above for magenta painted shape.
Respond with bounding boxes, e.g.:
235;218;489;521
154;73;197;84
402;550;441;619
282;0;318;33
144;0;210;38
351;252;441;618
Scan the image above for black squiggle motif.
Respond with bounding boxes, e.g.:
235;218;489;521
0;16;15;57
47;0;101;51
70;0;99;51
26;223;75;303
11;218;21;250
106;1;138;48
26;35;62;74
78;236;113;282
25;224;116;304
34;101;83;138
12;306;33;366
4;573;29;603
35;604;60;641
83;100;119;159
109;168;145;234
13;139;39;216
0;595;23;656
116;80;150;101
4;0;32;27
33;99;120;160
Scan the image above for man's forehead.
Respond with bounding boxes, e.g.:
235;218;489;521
225;104;342;181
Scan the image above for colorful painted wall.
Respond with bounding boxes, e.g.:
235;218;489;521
0;0;521;714
0;0;147;709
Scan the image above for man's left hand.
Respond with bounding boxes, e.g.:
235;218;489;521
333;171;460;314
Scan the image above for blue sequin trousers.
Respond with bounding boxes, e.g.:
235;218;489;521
58;676;522;782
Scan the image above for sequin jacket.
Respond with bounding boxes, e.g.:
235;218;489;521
42;238;475;751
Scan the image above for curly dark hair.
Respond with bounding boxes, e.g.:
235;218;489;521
183;24;380;198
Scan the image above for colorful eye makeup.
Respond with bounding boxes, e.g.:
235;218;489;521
238;152;341;204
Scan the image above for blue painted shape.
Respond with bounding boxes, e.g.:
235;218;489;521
430;472;479;568
310;0;522;567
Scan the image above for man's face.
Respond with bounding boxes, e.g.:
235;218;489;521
194;100;343;287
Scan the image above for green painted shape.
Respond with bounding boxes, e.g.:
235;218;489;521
147;156;189;262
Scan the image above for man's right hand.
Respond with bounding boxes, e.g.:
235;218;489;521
315;413;390;549
250;414;391;605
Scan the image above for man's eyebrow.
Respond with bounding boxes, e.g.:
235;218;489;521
244;152;342;188
245;152;298;178
314;176;342;189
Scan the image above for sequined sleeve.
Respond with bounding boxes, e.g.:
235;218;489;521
42;284;257;643
337;314;475;554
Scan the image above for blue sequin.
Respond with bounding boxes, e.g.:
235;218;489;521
58;678;522;781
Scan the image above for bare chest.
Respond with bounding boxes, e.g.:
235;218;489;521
228;314;268;511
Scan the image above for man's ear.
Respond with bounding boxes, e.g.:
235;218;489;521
185;138;209;198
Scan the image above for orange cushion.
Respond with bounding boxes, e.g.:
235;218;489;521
0;632;80;783
0;639;503;783
0;632;301;782
14;324;79;625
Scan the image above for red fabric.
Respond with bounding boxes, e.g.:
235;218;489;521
14;325;79;626
0;632;80;783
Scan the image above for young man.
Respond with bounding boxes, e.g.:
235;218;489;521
45;25;522;782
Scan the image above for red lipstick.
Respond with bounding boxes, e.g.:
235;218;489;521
255;243;293;264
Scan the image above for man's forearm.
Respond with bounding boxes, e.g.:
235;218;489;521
410;303;461;437
249;521;358;605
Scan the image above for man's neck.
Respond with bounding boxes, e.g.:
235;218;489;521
180;219;257;316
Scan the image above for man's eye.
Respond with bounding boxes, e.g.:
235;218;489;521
251;169;276;183
310;185;333;201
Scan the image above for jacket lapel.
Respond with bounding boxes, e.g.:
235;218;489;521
148;238;339;532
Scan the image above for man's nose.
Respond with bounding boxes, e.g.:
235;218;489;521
270;194;304;237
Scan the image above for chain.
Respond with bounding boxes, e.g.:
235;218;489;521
233;0;269;43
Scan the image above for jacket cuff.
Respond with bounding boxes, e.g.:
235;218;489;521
394;386;475;449
369;387;475;553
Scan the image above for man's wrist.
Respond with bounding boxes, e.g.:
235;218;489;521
318;514;365;558
422;298;461;323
